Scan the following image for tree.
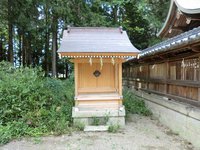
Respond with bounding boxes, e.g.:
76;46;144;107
0;0;8;62
137;0;170;46
122;0;151;49
7;0;14;64
0;0;169;75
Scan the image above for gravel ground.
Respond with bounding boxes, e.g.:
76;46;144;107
0;114;197;150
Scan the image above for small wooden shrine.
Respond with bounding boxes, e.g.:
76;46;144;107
58;27;139;127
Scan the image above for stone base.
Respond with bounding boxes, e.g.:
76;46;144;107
84;125;109;132
130;88;200;149
72;105;126;127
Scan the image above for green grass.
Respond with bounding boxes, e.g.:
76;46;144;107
123;88;152;116
73;121;85;131
108;124;120;133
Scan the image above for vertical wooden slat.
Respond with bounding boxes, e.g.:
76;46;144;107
115;63;119;92
198;57;200;101
119;61;122;96
74;60;78;97
164;61;169;94
182;58;185;80
147;64;150;90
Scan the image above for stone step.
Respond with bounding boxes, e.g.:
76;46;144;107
84;125;109;132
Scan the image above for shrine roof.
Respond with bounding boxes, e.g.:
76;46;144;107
158;0;200;38
57;27;139;57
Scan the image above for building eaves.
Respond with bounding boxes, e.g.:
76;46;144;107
175;0;200;14
157;0;200;38
139;26;200;58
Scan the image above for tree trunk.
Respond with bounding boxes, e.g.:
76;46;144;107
45;30;50;75
18;29;22;66
22;31;26;66
27;33;32;66
52;16;58;78
65;63;68;79
113;5;118;25
44;1;50;75
0;36;3;61
8;0;14;64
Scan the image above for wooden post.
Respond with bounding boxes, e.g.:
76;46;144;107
74;61;78;97
115;63;119;92
182;58;185;80
198;57;200;101
119;62;122;96
147;64;150;90
164;61;169;94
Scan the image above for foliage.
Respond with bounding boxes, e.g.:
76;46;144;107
0;0;170;71
108;124;120;133
137;0;170;46
123;88;152;116
91;117;100;126
0;61;74;145
73;121;85;131
122;0;151;49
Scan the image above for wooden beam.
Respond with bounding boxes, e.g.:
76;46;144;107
119;62;122;96
158;55;165;59
126;77;200;88
115;64;119;92
186;17;200;24
186;17;191;24
147;64;150;90
72;58;125;63
176;11;182;19
190;46;200;53
164;61;169;94
198;56;200;101
59;52;138;57
74;61;78;98
170;26;187;32
140;88;200;107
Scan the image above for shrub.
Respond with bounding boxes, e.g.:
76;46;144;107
123;88;152;116
0;61;74;144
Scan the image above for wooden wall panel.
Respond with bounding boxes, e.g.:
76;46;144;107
150;63;166;79
167;85;198;101
78;63;97;88
96;63;115;89
78;63;116;93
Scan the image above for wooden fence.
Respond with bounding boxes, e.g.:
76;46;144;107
123;55;200;107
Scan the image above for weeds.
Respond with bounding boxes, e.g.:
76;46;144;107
123;88;152;116
73;121;85;131
91;117;100;126
108;124;120;133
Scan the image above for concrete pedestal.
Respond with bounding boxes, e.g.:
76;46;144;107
72;105;126;127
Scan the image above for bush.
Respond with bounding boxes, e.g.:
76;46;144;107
0;61;74;144
123;88;152;116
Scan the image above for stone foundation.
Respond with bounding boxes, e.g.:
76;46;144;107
72;105;126;127
131;88;200;148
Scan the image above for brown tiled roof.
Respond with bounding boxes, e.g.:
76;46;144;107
58;27;139;54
